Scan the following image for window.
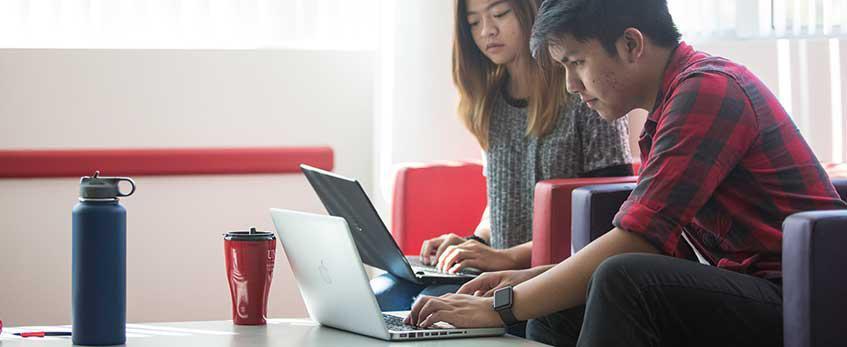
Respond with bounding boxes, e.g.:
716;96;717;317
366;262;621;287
0;0;380;49
668;0;847;40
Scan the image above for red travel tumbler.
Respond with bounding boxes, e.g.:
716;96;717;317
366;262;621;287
224;227;276;325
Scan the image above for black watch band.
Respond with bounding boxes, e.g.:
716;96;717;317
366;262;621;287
466;234;489;246
497;306;519;326
493;286;520;326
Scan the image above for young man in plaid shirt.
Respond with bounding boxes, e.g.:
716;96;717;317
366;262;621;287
403;0;847;345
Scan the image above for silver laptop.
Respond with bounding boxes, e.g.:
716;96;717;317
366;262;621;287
270;208;505;341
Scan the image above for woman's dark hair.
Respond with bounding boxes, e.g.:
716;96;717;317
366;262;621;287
530;0;681;57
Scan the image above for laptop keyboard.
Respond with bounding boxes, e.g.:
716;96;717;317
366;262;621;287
408;258;439;271
409;258;471;275
383;314;433;331
407;256;483;277
417;264;451;274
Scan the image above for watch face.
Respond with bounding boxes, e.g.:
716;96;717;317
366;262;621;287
494;287;511;309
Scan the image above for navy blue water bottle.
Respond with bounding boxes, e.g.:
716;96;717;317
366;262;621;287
72;171;135;346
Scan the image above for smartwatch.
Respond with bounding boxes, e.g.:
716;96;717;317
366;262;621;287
493;286;520;326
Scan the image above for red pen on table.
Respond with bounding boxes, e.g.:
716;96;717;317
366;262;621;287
0;319;72;337
14;331;73;337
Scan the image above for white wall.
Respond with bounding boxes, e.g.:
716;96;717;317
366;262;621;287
372;0;482;219
384;1;480;164
0;48;375;325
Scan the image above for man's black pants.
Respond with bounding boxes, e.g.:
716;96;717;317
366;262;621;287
526;253;782;347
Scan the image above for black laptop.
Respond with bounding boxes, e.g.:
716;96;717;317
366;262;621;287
300;164;479;284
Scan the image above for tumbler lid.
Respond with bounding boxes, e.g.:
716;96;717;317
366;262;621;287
224;227;275;241
80;171;136;200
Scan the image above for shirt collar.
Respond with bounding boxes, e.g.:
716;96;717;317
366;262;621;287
648;41;695;121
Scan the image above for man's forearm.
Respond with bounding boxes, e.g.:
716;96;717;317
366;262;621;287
511;228;659;321
527;263;555;276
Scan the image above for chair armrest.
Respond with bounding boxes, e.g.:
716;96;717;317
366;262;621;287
570;183;636;253
531;177;637;266
830;178;847;201
783;210;847;347
391;162;487;255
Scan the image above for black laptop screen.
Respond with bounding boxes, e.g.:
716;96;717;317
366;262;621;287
300;165;418;283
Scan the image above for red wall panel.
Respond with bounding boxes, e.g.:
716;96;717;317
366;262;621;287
0;147;333;178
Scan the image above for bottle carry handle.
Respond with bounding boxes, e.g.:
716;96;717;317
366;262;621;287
116;178;136;197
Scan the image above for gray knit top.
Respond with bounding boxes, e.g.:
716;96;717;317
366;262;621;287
484;93;632;249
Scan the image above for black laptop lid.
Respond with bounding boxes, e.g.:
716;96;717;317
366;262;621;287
300;165;419;283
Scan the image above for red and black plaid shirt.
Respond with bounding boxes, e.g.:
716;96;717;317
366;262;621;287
614;42;847;279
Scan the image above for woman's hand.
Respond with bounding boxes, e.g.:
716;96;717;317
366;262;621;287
419;233;466;265
404;293;501;328
435;240;518;273
456;268;545;297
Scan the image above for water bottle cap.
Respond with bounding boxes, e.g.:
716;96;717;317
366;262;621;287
224;227;275;241
80;171;136;200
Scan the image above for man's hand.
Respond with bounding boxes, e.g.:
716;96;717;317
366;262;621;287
457;268;547;297
404;294;502;328
419;233;466;265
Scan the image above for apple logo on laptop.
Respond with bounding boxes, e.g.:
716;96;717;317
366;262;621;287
318;259;332;284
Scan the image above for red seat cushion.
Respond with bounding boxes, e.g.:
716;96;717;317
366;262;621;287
391;162;487;255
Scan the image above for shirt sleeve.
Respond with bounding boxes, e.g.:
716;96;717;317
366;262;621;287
576;100;633;174
613;72;759;256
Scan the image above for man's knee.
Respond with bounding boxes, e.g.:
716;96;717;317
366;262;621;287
526;315;563;346
525;306;585;346
588;253;658;295
526;314;555;335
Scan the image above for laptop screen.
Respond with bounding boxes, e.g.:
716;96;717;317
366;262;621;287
300;165;419;282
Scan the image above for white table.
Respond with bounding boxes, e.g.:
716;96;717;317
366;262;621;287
0;319;549;346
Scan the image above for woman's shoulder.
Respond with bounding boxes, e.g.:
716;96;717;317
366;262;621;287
552;95;599;134
562;95;628;129
559;94;594;120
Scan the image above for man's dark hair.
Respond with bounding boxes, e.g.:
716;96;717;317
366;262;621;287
530;0;681;58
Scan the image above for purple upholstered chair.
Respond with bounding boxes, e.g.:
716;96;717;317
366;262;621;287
570;178;847;347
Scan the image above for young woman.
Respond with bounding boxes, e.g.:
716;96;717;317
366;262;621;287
371;0;632;312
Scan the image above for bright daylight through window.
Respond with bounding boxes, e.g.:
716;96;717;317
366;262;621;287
0;0;380;49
